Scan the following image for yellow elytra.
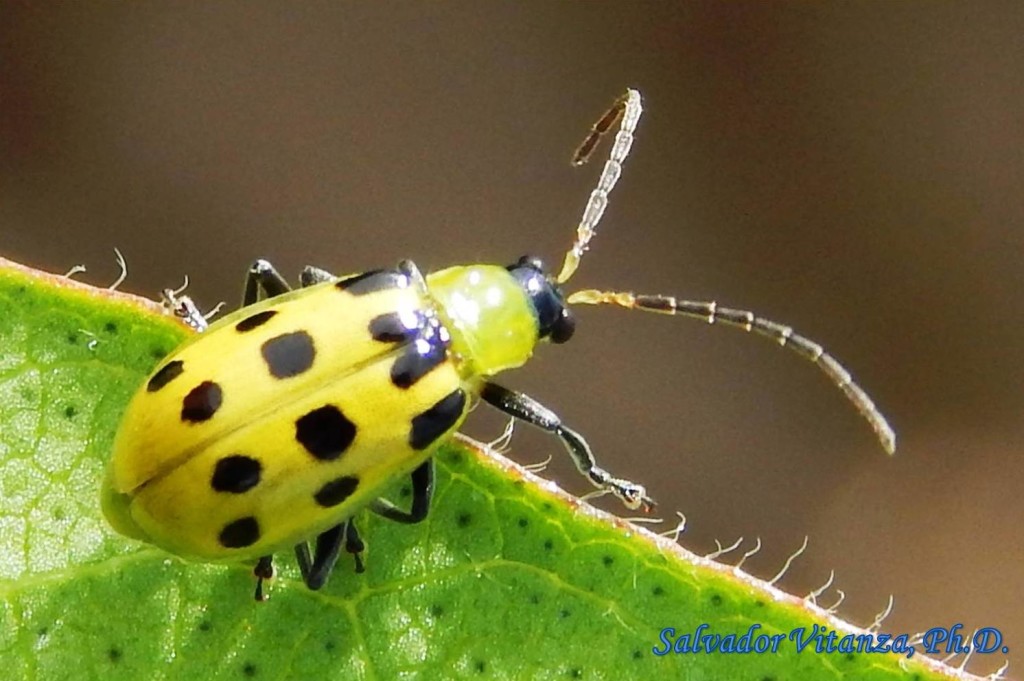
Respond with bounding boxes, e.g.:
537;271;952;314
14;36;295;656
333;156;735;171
101;89;895;597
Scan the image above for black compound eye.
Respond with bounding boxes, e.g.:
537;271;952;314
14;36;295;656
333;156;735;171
549;309;576;344
509;255;544;272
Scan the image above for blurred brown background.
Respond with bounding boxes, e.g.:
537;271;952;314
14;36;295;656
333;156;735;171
2;2;1022;675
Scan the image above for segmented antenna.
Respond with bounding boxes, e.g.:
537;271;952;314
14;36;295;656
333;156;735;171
555;89;642;284
566;289;897;455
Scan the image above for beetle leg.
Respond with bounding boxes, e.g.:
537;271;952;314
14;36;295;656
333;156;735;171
253;555;274;601
299;265;336;288
293;518;365;590
243;259;292;305
344;520;366;574
480;381;655;512
369;460;434;524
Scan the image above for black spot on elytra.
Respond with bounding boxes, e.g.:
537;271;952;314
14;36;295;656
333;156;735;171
147;360;184;392
211;455;262;494
335;269;408;295
314;476;359;508
391;342;447;389
219;516;260;548
368;311;417;343
261;331;315;379
295;405;356;460
236;310;277;332
181;380;222;422
409;389;466;450
710;594;722;606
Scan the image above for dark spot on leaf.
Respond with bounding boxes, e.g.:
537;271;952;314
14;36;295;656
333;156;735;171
108;648;122;663
456;512;472;528
104;321;118;334
543;539;553;551
400;485;411;498
632;650;642;660
151;346;169;359
845;653;856;662
66;332;78;345
569;669;582;679
198;621;211;632
429;604;444;618
447;451;463;466
602;555;614;567
710;594;722;607
517;518;528;528
324;640;336;652
542;502;553;512
474;660;486;673
559;609;571;618
755;599;765;608
52;507;65;521
64;405;76;419
243;662;257;677
652;586;664;596
37;627;47;637
529;594;540;604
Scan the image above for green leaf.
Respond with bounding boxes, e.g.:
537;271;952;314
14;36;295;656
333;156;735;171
0;257;974;680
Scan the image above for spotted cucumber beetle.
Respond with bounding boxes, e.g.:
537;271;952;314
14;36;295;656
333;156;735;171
101;89;895;599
